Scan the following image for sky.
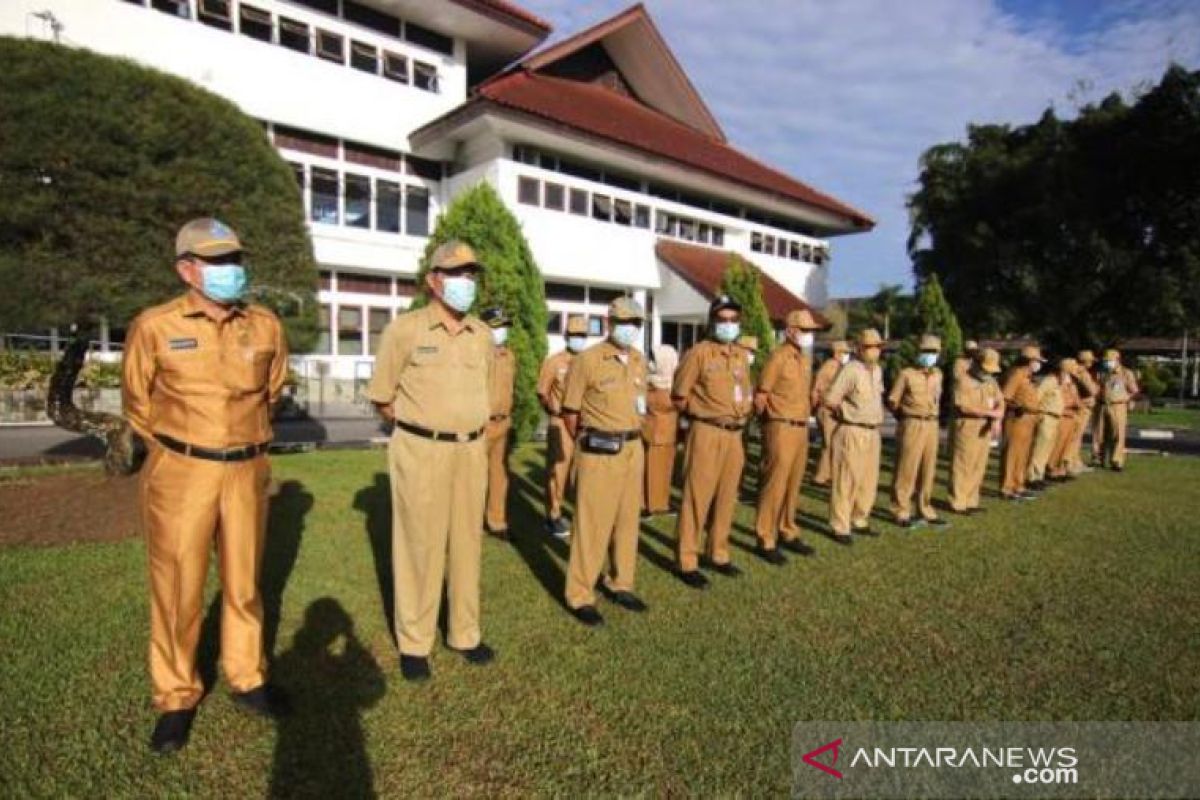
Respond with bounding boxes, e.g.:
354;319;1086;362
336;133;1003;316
514;0;1200;298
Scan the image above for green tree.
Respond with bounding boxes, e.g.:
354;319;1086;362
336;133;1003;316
0;38;317;349
412;182;547;442
720;254;775;375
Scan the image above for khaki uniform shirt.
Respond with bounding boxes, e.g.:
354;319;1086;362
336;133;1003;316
1099;367;1139;405
811;357;842;409
365;303;492;433
953;355;973;381
888;367;943;419
122;292;288;449
1059;375;1082;418
537;350;574;415
1002;368;1041;414
642;387;678;445
672;340;753;422
824;358;885;426
490;347;515;418
954;371;1003;417
562;341;647;432
757;343;813;421
1036;375;1064;416
1075;369;1099;408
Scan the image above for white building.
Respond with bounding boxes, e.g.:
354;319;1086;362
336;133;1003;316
3;0;873;382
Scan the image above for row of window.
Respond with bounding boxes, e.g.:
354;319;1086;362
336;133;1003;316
268;123;443;179
289;162;431;235
124;0;441;92
751;232;830;266
318;271;416;297
314;303;393;356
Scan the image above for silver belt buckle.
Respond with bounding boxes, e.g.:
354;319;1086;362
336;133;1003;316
456;431;470;443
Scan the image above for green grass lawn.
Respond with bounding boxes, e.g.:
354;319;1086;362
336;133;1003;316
1130;405;1200;431
1;443;1198;797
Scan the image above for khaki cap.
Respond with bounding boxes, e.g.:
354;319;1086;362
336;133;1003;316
430;240;481;271
175;217;242;258
785;308;823;331
1077;349;1096;365
565;315;588;335
609;297;645;321
831;340;850;355
1060;357;1078;373
1020;344;1044;362
979;348;1001;374
964;339;979;352
857;328;884;347
918;334;942;352
1102;348;1120;361
736;334;758;351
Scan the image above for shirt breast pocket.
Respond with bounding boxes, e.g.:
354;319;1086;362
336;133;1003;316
225;347;274;393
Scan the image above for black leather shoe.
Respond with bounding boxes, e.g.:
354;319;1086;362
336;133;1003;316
150;709;196;755
1112;464;1124;472
400;655;431;682
486;526;510;541
231;684;291;718
451;643;495;665
853;527;879;537
780;538;815;556
755;546;787;565
704;560;741;577
896;518;914;529
833;534;854;546
570;605;605;626
676;569;710;589
605;590;648;612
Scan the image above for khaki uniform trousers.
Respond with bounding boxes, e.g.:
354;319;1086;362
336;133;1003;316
1068;405;1092;473
890;418;939;521
141;445;269;711
643;443;676;513
675;423;744;571
813;407;836;485
485;418;511;531
949;419;991;512
1098;402;1130;467
1026;414;1060;482
566;440;644;609
387;429;486;657
1048;415;1079;477
1000;414;1038;496
829;423;881;535
754;420;810;548
545;416;574;521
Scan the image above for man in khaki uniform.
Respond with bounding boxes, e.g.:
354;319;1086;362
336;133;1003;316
752;308;823;563
123;218;290;753
811;340;850;486
888;334;947;528
953;340;980;381
482;308;515;539
561;298;649;625
1026;366;1064;490
537;315;588;538
672;295;754;588
1048;358;1088;481
949;347;1004;514
642;344;680;517
1093;348;1140;471
823;328;886;544
1000;345;1045;500
365;241;494;682
1069;350;1100;474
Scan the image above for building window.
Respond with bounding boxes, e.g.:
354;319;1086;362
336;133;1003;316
395;277;416;297
316;29;344;63
588;316;605;337
678;219;696;241
544;182;565;211
789;241;801;260
406;156;442;180
350;41;378;74
405;187;429;236
339;274;391;295
697;223;710;244
546;312;563;335
655;211;670;235
375;180;401;233
279;17;310;53
413;61;438;93
569;188;588;216
383;51;408;83
545;282;586;303
589;287;625;305
513;145;538;166
591;194;612;222
310;168;339;224
764;235;775;256
345;142;401;172
318;270;333;291
291;0;337;13
367;308;391;355
337;306;363;356
238;4;272;41
712;227;725;247
197;0;232;30
151;0;190;19
344;173;371;229
751;232;763;252
288;161;305;191
315;304;332;354
404;20;454;56
634;204;650;229
613;198;632;226
539;152;558;171
273;124;338;158
343;0;401;38
517;176;540;206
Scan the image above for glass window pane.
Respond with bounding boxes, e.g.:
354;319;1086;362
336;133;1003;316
239;4;272;41
712;227;725;247
413;61;438;92
383;51;408;83
311;168;339;224
315;304;332;354
316;29;343;63
545;282;586;302
376;180;400;233
588;316;605;337
337;306;363;356
634;204;650;229
405;186;429;236
591;194;612;222
279;17;309;52
517;176;540;206
614;199;632;226
367;308;390;355
546;312;563;334
544;182;565;211
589;287;624;305
569;188;588;216
350;41;378;73
751;232;763;252
345;173;371;229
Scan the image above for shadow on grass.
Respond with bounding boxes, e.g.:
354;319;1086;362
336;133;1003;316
352;473;395;641
269;597;385;800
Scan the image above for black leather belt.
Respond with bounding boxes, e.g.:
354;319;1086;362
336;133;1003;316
767;417;808;427
395;419;485;442
840;421;879;430
693;417;745;431
581;428;641;441
903;414;938;421
155;434;269;462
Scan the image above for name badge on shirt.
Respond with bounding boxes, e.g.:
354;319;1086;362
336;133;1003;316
168;338;198;351
636;395;647;416
734;384;744;404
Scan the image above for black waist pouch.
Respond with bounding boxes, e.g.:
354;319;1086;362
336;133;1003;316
582;430;624;455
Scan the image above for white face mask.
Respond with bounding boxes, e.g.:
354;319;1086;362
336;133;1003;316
1030;361;1041;374
491;327;509;347
794;331;815;350
747;353;756;366
838;353;850;365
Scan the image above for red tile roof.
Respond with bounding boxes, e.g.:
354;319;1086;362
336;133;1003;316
450;0;552;34
655;239;830;328
478;72;874;229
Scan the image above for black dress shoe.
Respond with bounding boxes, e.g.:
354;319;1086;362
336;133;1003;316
676;569;710;589
1112;464;1124;472
231;684;291;718
400;654;431;682
755;545;787;565
570;605;605;626
780;538;815;556
853;527;879;537
150;709;196;755
451;642;495;665
833;534;854;546
704;560;741;577
895;518;914;529
486;526;510;540
605;590;648;612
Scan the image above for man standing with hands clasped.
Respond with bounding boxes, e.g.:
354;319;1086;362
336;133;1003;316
365;240;495;682
482;307;515;540
888;334;948;529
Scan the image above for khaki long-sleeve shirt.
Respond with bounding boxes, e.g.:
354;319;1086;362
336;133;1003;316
562;341;647;432
888;367;943;419
537;350;574;415
824;358;884;426
672;340;753;422
490;347;515;418
756;343;813;421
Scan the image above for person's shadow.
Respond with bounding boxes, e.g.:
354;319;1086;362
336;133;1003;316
268;597;385;799
352;473;395;638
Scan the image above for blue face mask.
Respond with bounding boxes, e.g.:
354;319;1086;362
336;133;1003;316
440;276;476;313
567;336;587;353
713;321;740;344
1103;360;1117;371
200;264;247;303
611;323;640;349
918;352;938;369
